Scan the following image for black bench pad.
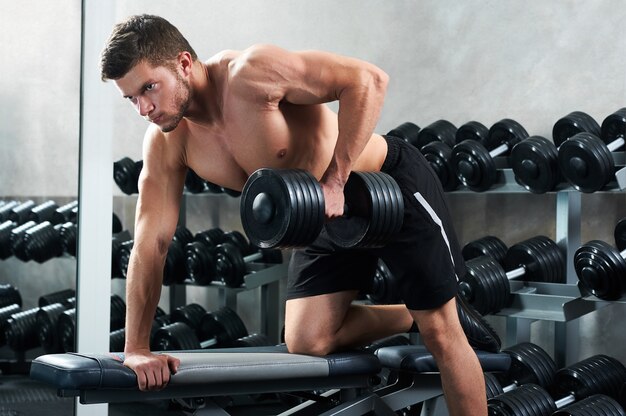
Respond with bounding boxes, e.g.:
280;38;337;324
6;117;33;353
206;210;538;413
376;345;511;373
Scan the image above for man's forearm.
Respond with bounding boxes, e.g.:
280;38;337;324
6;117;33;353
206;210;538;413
124;249;164;352
328;69;388;183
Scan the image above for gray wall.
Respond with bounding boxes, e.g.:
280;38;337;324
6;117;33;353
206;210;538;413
2;1;626;364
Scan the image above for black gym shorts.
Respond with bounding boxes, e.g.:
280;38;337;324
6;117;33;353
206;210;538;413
287;134;465;310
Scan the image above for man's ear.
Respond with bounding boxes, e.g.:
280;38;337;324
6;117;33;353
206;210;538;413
178;51;193;76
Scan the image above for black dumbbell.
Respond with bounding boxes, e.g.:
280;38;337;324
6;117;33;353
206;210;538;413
185;229;253;285
52;200;78;224
10;220;38;260
6;200;36;225
37;298;76;353
485;342;557;398
59;222;77;256
511;111;599;193
109;307;167;352
57;295;126;353
488;354;626;416
553;394;626;416
241;168;404;249
458;236;564;315
558;109;626;192
214;243;283;287
0;284;22;309
163;226;194;285
0;220;19;259
111;230;133;279
113;157;143;195
21;221;65;263
462;235;508;264
574;239;626;300
4;288;73;352
452;119;529;191
0;304;21;348
153;306;248;350
387;121;421;147
406;120;462;191
0;201;19;222
366;259;402;305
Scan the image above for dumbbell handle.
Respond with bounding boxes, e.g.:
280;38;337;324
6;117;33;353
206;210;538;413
505;265;526;280
489;143;511;158
555;393;576;409
607;137;625;152
244;252;263;263
200;337;218;349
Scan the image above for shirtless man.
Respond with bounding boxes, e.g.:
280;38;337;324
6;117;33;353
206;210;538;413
100;14;500;414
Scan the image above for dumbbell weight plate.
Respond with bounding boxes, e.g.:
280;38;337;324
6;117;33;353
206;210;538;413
377;172;405;245
360;172;390;248
215;243;246;287
552;394;626;416
421;141;459;191
455;121;490;145
574;240;626;300
452;140;498;192
290;170;322;247
554;355;626;400
614;218;626;252
504;237;563;284
511;136;561;194
459;256;509;315
387;122;421;147
522;236;564;284
504;342;557;389
488;383;556;416
600;108;626;143
211;307;248;347
415;120;457;149
558;133;614;193
240;169;325;249
220;230;250;254
325;171;403;248
462;235;508;263
484;372;505;399
153;322;201;351
553;112;601;147
485;119;529;151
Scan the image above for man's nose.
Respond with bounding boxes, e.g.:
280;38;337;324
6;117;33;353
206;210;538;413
136;97;154;117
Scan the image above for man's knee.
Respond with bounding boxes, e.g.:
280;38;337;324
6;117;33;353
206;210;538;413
284;327;338;356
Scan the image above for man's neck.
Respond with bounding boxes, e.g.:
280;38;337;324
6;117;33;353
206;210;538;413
185;62;221;125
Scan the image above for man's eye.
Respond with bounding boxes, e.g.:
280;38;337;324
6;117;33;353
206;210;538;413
145;83;155;91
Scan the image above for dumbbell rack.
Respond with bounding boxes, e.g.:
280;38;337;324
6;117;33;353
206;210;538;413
165;196;285;345
459;164;624;367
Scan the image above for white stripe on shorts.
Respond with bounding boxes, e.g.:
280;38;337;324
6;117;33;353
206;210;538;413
413;191;458;280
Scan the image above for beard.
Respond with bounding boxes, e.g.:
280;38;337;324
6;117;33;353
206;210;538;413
160;72;192;133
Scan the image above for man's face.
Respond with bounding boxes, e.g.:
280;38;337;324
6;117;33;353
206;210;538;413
115;60;191;132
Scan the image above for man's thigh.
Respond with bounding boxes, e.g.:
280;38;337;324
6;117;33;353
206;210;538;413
284;290;359;341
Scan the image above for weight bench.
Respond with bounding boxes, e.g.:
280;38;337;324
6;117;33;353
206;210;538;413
281;345;512;415
30;345;510;415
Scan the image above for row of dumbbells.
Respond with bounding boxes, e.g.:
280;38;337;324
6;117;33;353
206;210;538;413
365;234;565;315
460;216;626;305
0;284;269;353
114;156;242;197
0;200;79;262
389;108;626;193
485;341;626;415
111;226;283;288
0;285;78;353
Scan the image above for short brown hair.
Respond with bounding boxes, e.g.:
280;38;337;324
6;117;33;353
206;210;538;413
100;14;197;81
